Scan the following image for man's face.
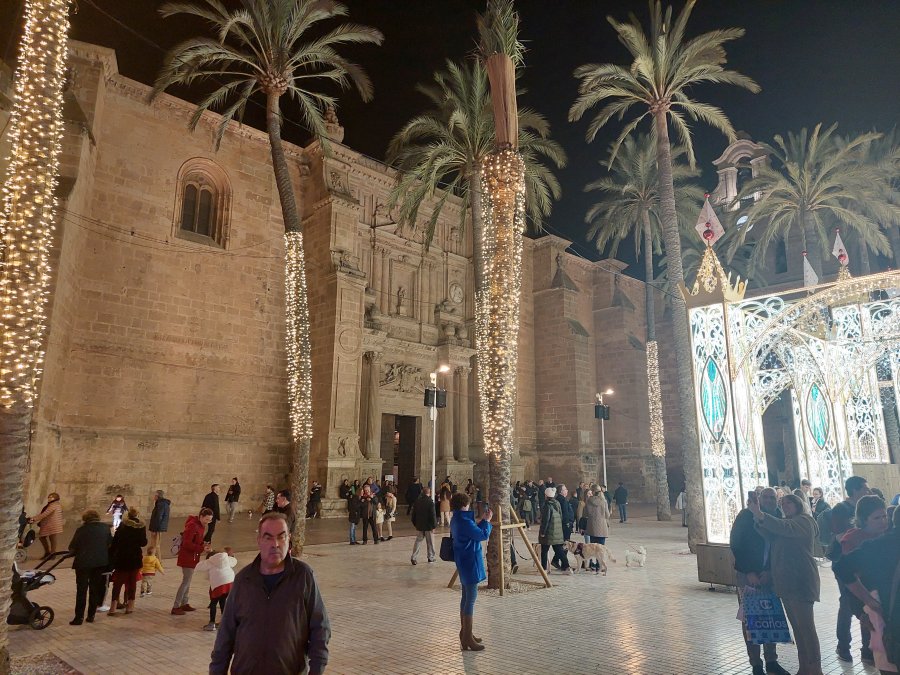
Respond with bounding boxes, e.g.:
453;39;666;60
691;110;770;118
800;483;811;494
275;494;288;508
213;485;220;494
851;482;871;501
423;488;431;498
759;489;778;513
548;477;553;483
560;486;568;498
258;518;290;568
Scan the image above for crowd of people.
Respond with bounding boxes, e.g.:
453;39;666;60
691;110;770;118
732;475;900;675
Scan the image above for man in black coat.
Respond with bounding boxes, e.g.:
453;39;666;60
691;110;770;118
729;488;789;675
405;478;423;515
202;484;221;543
148;489;170;550
552;484;575;569
67;509;112;624
614;482;628;522
410;488;437;564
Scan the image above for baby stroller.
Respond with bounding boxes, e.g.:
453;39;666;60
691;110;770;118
16;517;36;564
7;551;72;630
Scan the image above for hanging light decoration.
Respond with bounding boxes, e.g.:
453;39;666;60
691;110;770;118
476;147;526;457
283;231;314;442
0;0;71;408
647;340;666;457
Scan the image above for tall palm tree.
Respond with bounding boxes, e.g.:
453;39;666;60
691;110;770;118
585;135;703;521
728;124;896;277
569;0;759;549
152;0;382;554
386;58;566;288
0;0;71;669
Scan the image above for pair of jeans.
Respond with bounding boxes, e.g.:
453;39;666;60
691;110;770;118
588;536;607;545
541;543;569;571
412;531;434;562
209;594;227;623
173;567;194;608
618;504;627;521
226;501;237;521
836;582;871;652
460;583;478;616
349;522;357;543
73;567;106;620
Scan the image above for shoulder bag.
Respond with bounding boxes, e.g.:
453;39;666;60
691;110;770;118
439;533;454;562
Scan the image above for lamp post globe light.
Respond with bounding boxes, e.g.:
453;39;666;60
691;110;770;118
425;364;450;501
595;388;614;486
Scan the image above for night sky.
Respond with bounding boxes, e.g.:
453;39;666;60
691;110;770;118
2;1;899;270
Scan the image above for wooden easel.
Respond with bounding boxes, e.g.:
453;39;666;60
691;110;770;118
447;505;552;595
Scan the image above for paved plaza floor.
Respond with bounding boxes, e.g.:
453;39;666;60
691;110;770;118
9;507;879;675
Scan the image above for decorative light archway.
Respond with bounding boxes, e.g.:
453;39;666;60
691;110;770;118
683;249;900;544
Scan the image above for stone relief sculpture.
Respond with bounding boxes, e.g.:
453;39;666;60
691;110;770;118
396;286;407;315
329;170;349;194
380;362;425;393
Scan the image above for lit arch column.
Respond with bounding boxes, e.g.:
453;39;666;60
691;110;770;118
454;366;471;461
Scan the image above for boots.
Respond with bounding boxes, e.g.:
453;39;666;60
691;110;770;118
460;612;482;643
459;615;484;651
125;600;134;614
107;600;119;616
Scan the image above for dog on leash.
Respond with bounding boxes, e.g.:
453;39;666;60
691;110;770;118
624;545;647;567
565;540;616;575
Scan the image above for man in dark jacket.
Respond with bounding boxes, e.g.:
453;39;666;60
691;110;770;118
275;489;297;534
552;484;576;569
67;509;112;625
210;512;330;675
224;478;241;523
614;482;628;522
148;490;170;550
307;481;322;519
202;484;221;543
406;477;423;515
730;488;790;675
410;488;437;564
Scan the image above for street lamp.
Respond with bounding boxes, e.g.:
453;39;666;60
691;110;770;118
595;389;614;487
425;364;450;502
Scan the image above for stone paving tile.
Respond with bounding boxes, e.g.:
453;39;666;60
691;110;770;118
9;514;880;675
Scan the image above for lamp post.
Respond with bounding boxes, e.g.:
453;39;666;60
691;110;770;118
595;389;614;486
426;364;450;503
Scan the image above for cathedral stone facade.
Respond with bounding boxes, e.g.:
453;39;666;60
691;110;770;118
3;42;681;522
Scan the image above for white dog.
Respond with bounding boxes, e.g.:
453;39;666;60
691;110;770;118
624;545;647;567
565;540;616;575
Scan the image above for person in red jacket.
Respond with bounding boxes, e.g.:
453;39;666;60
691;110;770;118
172;507;213;616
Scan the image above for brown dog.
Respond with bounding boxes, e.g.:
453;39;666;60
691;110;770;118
565;540;616;575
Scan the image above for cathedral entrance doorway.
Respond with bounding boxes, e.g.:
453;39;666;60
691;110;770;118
381;413;421;503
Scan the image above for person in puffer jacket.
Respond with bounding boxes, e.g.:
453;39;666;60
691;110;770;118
196;547;238;632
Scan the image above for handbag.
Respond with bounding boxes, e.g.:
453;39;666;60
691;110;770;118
741;586;792;644
439;534;454;562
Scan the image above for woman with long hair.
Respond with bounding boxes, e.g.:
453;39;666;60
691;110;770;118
108;507;147;615
450;492;491;652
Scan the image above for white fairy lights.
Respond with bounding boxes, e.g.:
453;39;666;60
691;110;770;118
476;148;526;458
647;340;666;457
284;231;313;441
0;0;71;408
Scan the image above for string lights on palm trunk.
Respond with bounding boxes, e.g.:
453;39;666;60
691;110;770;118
284;231;313;442
647;340;666;457
0;0;71;408
476;148;526;458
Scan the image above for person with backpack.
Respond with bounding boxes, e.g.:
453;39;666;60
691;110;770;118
829;475;872;663
833;506;900;674
172;507;213;616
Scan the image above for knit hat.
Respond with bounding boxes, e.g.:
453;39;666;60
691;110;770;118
545;487;557;499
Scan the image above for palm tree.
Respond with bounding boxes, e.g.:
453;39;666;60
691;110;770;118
152;0;382;554
0;0;71;669
728;124;896;277
569;0;759;549
585;135;703;521
386;58;566;288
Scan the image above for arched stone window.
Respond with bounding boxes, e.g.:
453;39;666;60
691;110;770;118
174;158;231;247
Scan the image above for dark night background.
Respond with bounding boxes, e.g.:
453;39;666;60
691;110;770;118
2;1;899;272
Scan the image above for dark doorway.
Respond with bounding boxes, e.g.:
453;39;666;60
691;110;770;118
381;414;420;503
761;390;800;487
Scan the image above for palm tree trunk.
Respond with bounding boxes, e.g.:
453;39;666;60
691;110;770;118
653;112;704;549
800;211;822;279
890;225;900;269
266;91;312;554
468;168;485;304
858;239;871;276
0;406;30;674
642;214;671;521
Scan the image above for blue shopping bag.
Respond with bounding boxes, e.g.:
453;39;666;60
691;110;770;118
741;586;793;645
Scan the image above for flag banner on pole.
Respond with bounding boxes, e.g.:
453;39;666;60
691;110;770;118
803;253;819;288
832;229;848;266
694;197;725;245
